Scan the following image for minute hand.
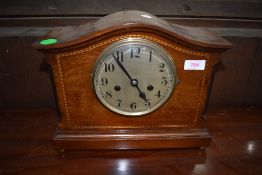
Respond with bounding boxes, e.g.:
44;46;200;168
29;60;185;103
113;56;147;102
114;57;133;80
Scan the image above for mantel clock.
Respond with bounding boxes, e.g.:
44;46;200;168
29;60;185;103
33;10;232;150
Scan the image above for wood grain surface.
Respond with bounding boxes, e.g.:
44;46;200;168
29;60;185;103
48;33;216;130
0;108;261;174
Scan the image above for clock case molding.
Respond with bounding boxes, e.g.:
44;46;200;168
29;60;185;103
33;10;232;150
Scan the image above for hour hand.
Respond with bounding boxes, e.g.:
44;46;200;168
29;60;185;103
139;91;147;102
130;79;147;102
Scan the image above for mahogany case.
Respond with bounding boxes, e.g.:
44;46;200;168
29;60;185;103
33;10;232;150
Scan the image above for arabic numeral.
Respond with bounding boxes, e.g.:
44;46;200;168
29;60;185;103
112;51;124;62
145;99;151;107
101;77;108;86
161;77;168;86
130;102;136;110
105;91;112;98
130;48;140;58
149;51;153;62
159;63;165;72
155;90;161;98
117;99;122;108
104;63;115;72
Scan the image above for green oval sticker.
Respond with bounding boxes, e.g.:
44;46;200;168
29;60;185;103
40;38;58;45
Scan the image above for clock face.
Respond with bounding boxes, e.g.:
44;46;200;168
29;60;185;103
92;38;178;116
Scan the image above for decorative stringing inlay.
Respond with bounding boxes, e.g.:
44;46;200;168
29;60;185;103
56;34;209;129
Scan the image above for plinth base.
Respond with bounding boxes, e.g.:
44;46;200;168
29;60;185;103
54;128;211;150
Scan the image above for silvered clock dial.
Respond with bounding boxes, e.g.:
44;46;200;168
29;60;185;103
92;38;178;116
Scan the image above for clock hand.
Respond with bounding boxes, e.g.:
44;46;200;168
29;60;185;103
113;56;147;102
114;56;133;80
135;85;147;101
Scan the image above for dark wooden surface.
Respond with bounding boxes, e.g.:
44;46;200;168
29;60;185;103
0;107;261;174
33;10;231;50
0;0;262;19
1;17;262;29
0;37;56;109
209;37;260;107
243;39;262;106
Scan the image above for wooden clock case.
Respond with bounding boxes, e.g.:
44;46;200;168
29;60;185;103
33;10;232;150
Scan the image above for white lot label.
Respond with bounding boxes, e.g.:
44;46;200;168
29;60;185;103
184;60;206;70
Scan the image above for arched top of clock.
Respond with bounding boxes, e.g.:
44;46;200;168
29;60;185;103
33;10;232;52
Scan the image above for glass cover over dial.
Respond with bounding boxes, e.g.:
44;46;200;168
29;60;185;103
92;38;178;116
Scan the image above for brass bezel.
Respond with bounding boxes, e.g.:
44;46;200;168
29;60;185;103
91;38;178;116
